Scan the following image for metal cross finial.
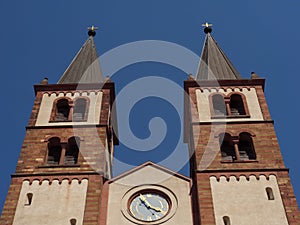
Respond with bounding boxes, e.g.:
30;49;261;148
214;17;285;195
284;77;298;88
202;22;213;34
202;22;213;28
87;25;98;37
88;25;99;31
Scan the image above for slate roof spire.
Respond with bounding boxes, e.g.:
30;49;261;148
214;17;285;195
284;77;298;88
57;26;104;84
196;23;242;80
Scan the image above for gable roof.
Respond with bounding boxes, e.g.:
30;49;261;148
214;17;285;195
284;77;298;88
196;31;242;80
57;36;104;84
109;161;191;184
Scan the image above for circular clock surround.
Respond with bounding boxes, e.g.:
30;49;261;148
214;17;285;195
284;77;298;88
121;185;178;224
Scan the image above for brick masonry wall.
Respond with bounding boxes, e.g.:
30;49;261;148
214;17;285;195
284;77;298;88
186;82;300;224
192;123;286;171
83;175;105;225
255;85;271;120
0;178;22;225
277;171;300;224
0;84;115;224
29;91;43;126
16;126;109;174
98;181;109;225
186;83;289;170
16;85;114;174
194;173;215;225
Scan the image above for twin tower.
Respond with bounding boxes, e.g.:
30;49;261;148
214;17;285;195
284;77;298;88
1;26;299;225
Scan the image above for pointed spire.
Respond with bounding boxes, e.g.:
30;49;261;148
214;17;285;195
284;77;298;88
57;26;104;84
196;23;242;80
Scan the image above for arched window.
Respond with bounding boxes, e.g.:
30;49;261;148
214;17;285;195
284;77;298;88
73;98;87;121
229;94;246;116
212;94;227;116
266;187;275;200
219;133;236;161
55;98;70;121
47;137;62;165
65;137;80;165
25;193;33;206
238;132;256;160
223;216;231;225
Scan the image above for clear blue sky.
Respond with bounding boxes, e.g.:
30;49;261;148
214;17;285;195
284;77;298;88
0;1;299;212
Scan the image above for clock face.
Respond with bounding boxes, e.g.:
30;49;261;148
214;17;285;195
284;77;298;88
129;192;169;222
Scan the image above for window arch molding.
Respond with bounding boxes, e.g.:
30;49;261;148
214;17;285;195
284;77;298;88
44;136;82;166
44;136;82;143
50;97;73;122
65;136;81;165
209;92;250;118
238;132;257;160
219;132;237;161
214;130;235;138
215;130;256;138
227;92;250;117
209;92;227;118
49;96;90;122
72;96;90;122
45;137;62;165
44;135;67;143
238;130;256;137
218;131;257;162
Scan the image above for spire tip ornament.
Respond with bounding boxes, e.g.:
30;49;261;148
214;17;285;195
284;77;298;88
87;25;98;37
202;22;213;34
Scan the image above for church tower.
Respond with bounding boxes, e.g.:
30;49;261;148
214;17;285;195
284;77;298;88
1;24;299;225
185;25;300;224
0;27;117;225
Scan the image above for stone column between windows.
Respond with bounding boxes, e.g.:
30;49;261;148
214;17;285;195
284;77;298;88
68;100;74;121
59;143;67;165
232;138;240;161
224;97;231;116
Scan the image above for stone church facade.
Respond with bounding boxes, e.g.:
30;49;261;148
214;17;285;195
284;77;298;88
1;26;299;225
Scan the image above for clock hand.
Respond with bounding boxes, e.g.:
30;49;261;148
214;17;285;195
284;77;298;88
139;194;150;207
139;194;151;208
139;194;162;212
151;206;162;212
